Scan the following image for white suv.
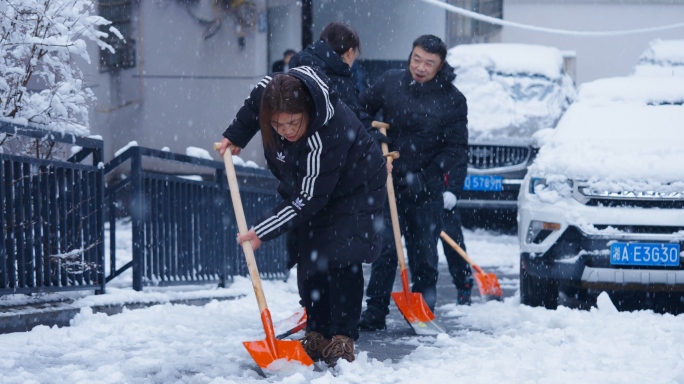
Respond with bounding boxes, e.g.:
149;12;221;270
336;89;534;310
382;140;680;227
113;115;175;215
518;76;684;310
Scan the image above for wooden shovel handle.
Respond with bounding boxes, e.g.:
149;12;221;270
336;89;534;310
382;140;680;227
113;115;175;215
372;121;408;273
372;121;390;130
440;231;486;275
214;142;269;313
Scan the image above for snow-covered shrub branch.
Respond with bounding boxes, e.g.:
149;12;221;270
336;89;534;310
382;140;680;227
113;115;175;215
0;0;121;137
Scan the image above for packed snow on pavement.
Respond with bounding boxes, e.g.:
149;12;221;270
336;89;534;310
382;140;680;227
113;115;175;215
1;223;683;384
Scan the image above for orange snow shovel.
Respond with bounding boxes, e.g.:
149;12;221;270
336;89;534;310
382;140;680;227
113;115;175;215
214;142;313;370
372;121;445;335
440;231;504;301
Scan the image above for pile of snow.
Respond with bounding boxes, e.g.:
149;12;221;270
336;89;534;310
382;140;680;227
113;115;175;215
447;43;576;145
185;146;213;160
114;141;138;157
530;77;684;191
231;154;261;169
632;39;684;78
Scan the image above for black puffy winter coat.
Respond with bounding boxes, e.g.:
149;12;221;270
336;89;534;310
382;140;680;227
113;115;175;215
446;163;467;198
359;62;468;190
288;41;364;120
222;66;387;273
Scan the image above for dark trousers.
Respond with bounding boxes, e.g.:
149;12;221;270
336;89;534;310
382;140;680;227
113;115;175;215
301;263;364;340
365;187;443;313
443;207;472;289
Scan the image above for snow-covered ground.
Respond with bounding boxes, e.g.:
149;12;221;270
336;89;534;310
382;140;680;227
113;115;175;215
2;225;683;383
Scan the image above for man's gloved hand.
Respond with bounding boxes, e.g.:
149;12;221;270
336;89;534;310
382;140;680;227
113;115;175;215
443;191;457;210
396;171;426;196
368;128;392;144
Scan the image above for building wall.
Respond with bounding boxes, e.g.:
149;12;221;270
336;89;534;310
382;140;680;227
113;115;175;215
268;0;303;69
502;0;684;84
86;0;270;165
84;0;450;166
312;0;447;60
83;0;455;166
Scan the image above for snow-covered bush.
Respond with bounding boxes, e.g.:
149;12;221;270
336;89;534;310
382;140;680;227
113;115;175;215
0;0;121;138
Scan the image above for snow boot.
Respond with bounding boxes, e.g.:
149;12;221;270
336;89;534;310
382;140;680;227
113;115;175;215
457;278;473;305
321;335;355;367
299;331;331;362
357;306;386;331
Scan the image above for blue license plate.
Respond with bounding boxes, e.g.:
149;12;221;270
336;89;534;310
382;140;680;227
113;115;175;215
463;175;503;191
610;242;681;267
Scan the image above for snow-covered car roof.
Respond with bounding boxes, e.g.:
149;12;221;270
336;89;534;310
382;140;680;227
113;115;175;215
530;77;684;190
637;39;684;65
446;43;576;145
578;76;684;104
447;43;566;80
631;39;684;77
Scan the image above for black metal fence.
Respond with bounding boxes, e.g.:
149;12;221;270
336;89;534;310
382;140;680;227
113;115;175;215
105;146;289;291
1;123;105;295
2;123;290;296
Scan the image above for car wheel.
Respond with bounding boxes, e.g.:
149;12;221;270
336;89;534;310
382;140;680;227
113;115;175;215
520;259;559;309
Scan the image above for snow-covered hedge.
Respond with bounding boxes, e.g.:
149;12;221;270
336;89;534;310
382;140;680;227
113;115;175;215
0;0;120;136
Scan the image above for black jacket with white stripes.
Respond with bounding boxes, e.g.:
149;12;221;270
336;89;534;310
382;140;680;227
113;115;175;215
222;67;387;259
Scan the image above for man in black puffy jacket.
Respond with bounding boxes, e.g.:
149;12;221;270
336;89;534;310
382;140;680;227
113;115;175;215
358;35;469;330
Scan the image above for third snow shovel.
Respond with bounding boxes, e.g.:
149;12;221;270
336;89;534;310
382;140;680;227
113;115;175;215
372;121;446;336
274;307;307;339
214;142;313;370
440;231;504;301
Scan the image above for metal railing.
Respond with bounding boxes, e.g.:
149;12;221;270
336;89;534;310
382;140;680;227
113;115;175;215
1;123;105;295
104;146;288;291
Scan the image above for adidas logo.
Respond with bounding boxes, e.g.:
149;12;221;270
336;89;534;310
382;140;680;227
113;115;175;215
293;197;305;210
276;151;285;162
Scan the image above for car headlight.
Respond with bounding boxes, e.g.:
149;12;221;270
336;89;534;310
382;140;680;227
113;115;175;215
529;177;547;194
525;220;561;244
529;177;573;196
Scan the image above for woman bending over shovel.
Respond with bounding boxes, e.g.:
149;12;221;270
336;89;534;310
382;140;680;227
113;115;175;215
219;66;387;367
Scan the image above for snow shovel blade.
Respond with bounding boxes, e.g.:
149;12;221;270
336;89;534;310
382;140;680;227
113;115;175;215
242;309;314;370
474;271;504;301
275;307;307;339
243;339;313;369
439;231;504;301
391;291;446;335
391;270;445;335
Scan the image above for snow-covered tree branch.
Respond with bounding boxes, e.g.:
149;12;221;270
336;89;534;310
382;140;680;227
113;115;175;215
0;0;121;137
